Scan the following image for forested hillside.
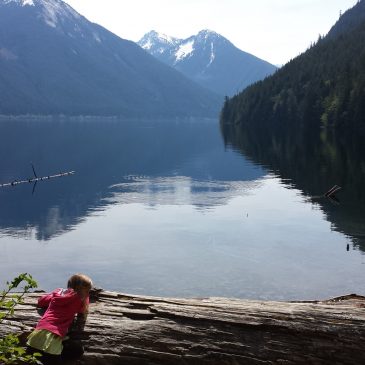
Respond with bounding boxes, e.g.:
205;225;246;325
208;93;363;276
220;0;365;134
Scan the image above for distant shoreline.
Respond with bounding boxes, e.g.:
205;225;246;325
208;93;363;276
0;114;219;123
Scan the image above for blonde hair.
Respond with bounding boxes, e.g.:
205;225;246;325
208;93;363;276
67;273;93;294
67;274;92;314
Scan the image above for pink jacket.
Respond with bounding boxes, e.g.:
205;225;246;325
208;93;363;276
36;288;88;337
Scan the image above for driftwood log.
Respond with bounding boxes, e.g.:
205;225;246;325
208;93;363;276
1;290;365;365
0;170;75;188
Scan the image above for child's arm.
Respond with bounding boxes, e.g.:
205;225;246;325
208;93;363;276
75;297;89;330
37;292;54;308
75;312;87;330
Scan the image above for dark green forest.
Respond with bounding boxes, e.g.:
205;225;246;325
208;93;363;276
220;0;365;134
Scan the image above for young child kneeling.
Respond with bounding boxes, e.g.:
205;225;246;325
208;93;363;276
27;274;92;360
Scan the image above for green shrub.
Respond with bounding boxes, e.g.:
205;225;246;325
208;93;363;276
0;274;42;364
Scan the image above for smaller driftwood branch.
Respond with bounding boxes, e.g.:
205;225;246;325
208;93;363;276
0;171;75;188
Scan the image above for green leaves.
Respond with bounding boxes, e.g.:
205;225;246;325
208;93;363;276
0;334;42;364
1;273;38;301
0;273;38;322
0;274;42;364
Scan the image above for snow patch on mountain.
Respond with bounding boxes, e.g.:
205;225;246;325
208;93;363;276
198;29;219;39
0;0;105;47
142;39;153;50
43;2;58;27
93;32;101;43
175;40;194;62
207;42;215;67
1;0;81;27
41;0;81;28
2;0;34;5
155;32;176;44
139;30;181;56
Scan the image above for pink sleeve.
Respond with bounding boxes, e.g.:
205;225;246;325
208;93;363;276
37;289;58;308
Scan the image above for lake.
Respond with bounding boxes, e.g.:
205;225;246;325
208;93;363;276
0;118;364;300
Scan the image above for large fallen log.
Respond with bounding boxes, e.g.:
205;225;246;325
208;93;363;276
1;290;365;364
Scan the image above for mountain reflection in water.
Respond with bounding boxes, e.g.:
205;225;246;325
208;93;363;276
0;119;263;240
0;118;364;300
108;176;262;209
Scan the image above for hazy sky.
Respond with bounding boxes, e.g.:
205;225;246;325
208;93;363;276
64;0;357;65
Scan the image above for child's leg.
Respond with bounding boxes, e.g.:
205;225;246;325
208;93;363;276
61;338;84;360
41;352;62;365
26;346;61;365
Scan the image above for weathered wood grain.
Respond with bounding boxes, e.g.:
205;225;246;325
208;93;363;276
1;291;365;364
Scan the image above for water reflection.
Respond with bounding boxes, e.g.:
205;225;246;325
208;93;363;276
221;122;365;252
1;118;364;299
108;176;262;209
0;119;263;240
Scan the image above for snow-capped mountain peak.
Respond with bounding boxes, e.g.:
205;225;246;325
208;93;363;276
139;29;277;96
138;30;181;56
153;30;178;44
139;29;228;66
197;29;220;39
0;0;220;117
1;0;81;28
138;30;180;50
0;0;106;45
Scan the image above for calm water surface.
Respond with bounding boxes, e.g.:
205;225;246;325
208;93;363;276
0;118;364;300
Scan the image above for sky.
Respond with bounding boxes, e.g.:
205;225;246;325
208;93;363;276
63;0;357;65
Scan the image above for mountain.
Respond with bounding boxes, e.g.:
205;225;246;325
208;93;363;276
138;30;277;97
220;0;365;134
327;0;365;38
0;0;220;117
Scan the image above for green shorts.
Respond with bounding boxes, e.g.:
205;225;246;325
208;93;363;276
27;329;63;355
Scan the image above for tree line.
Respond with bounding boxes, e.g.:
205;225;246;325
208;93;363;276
220;3;365;135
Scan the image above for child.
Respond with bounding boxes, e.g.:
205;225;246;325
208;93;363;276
27;273;92;358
